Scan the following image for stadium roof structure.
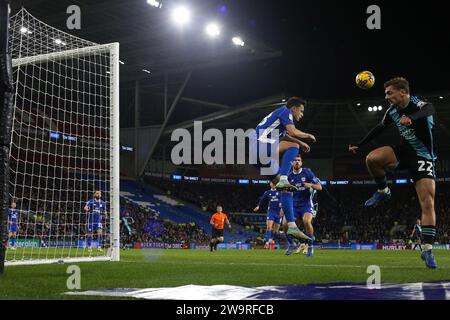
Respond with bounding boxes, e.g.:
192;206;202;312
11;0;281;82
151;92;450;163
10;1;450;178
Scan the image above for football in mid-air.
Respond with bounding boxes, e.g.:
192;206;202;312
355;71;375;89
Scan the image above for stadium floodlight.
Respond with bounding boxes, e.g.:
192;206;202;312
172;6;191;25
54;39;66;45
439;96;444;99
378;106;383;111
232;36;245;46
282;99;286;102
147;0;163;8
205;23;220;37
357;103;361;106
368;107;373;112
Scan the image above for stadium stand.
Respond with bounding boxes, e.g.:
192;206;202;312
145;177;450;244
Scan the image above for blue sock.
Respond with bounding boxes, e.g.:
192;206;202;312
281;192;295;223
279;147;299;176
308;234;314;246
265;230;271;243
11;237;16;247
285;233;294;245
87;236;92;248
98;235;103;248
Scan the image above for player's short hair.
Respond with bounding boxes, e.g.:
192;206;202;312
384;77;410;94
287;96;307;108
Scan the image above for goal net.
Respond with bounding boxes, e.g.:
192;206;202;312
5;8;120;265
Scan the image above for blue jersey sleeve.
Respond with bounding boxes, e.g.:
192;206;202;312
307;169;319;184
279;107;294;128
258;191;269;208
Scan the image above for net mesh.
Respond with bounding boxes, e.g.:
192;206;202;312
6;9;116;263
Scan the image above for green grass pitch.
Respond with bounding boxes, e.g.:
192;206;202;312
1;249;450;299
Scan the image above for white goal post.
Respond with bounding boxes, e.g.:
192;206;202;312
5;9;120;266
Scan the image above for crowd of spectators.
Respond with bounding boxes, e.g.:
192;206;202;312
147;178;450;244
120;198;210;246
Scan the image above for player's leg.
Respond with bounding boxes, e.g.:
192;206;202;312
271;221;281;249
86;218;94;251
210;227;219;252
416;178;438;268
210;236;216;252
97;228;103;252
271;217;282;249
214;236;224;250
265;219;274;249
418;239;422;251
280;191;311;241
302;213;315;257
281;216;295;253
364;146;398;206
283;211;303;255
8;231;16;249
276;141;311;241
294;216;307;254
275;140;300;191
87;227;93;251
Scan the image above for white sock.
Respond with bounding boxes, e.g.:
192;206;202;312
288;222;297;228
280;175;288;181
378;187;389;193
424;244;432;251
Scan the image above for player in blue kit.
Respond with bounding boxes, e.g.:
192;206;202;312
253;181;282;249
7;202;19;250
286;155;322;256
84;190;106;253
249;97;316;241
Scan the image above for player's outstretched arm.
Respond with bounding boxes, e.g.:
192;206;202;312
304;182;323;191
281;134;311;153
286;124;316;143
349;122;386;153
350;108;393;151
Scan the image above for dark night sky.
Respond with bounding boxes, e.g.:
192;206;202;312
10;0;450;104
185;0;450;103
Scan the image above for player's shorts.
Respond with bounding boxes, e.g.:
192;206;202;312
88;222;103;232
294;206;317;219
392;145;436;182
412;234;422;241
212;228;224;238
8;224;18;233
266;210;282;225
